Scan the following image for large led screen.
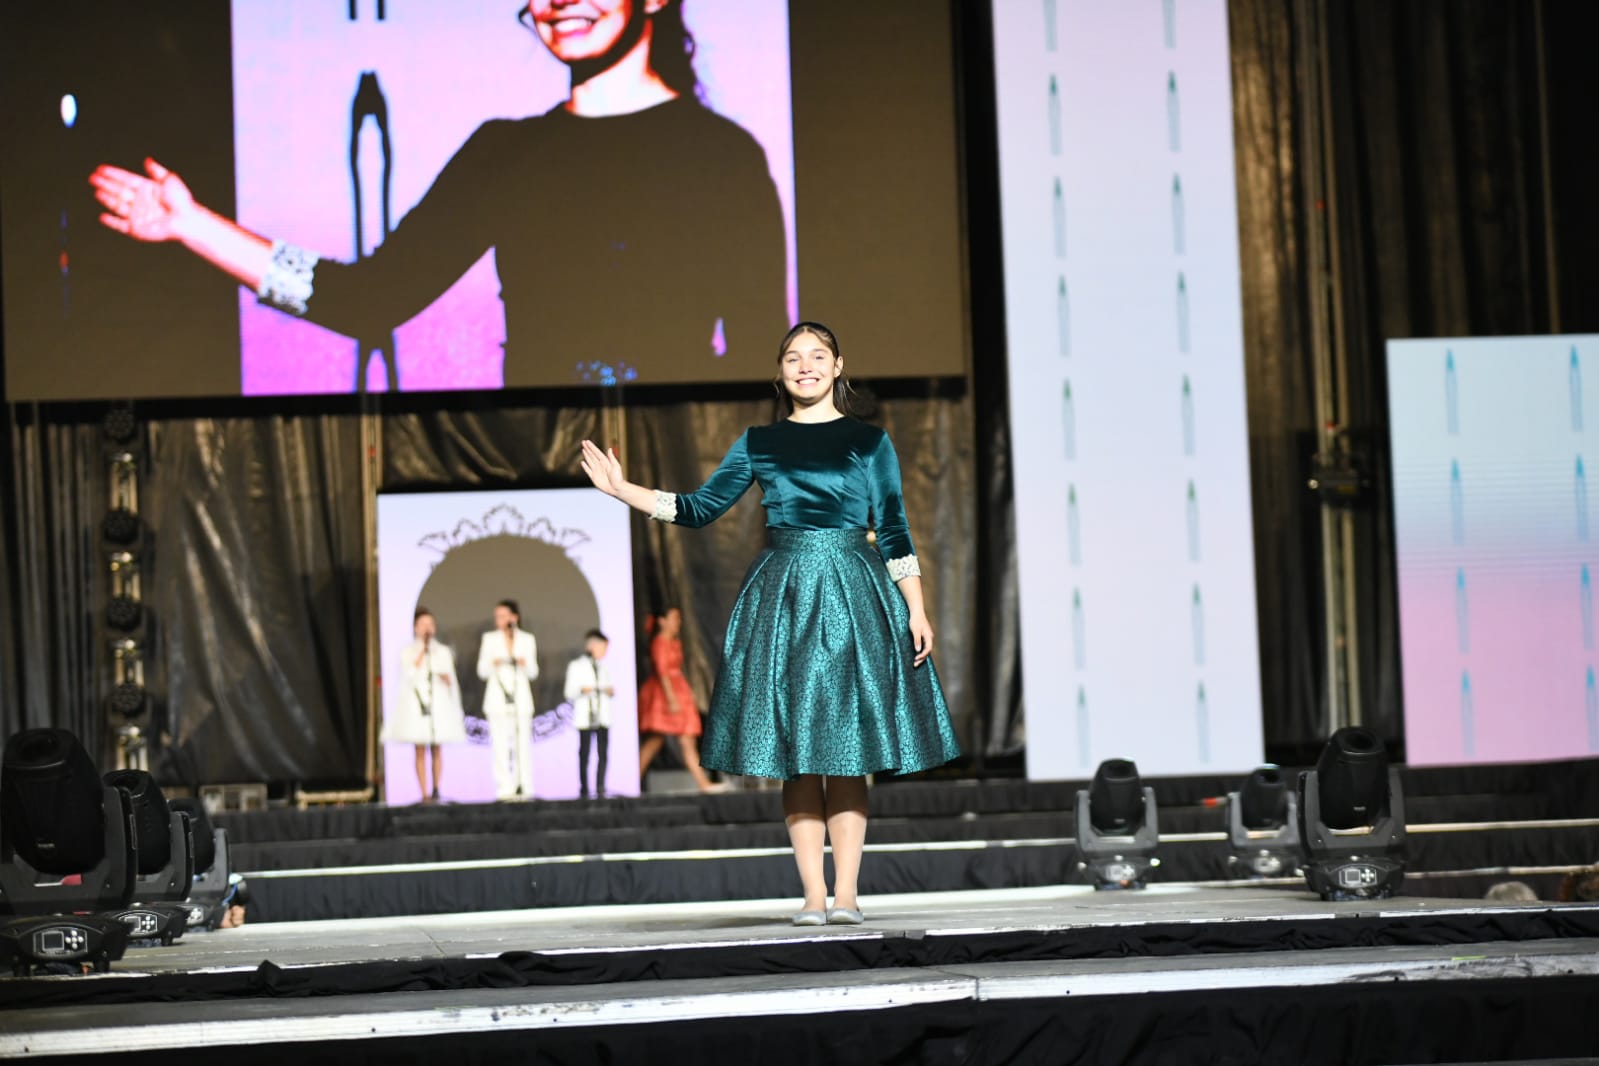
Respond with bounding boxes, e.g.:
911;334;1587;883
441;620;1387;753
1;1;964;400
992;0;1263;777
1390;335;1599;765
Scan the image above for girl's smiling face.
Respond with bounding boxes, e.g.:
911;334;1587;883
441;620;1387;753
781;331;842;407
526;0;661;64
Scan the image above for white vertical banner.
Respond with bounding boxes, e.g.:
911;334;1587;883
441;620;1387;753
1389;335;1599;765
993;0;1263;777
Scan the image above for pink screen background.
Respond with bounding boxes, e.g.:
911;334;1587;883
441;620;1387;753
1390;335;1599;765
231;1;796;395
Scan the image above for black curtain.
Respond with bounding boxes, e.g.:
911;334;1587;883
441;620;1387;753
0;406;371;781
0;434;13;733
143;415;368;786
2;414;111;751
1225;0;1581;751
1325;0;1561;748
1227;0;1328;751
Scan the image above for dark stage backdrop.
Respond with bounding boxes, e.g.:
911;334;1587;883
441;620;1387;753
1226;0;1594;749
4;1;1598;779
2;412;369;782
0;388;978;785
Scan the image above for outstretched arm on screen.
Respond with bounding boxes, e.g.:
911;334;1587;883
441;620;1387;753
90;158;273;291
91;122;498;339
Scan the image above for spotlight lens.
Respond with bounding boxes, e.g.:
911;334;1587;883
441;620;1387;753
1250;852;1285;876
60;94;77;128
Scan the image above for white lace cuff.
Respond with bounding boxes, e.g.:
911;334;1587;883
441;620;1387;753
257;240;319;316
650;490;678;523
885;554;921;581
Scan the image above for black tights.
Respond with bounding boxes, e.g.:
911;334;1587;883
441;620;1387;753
579;727;609;796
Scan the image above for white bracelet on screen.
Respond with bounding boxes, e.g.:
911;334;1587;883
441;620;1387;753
257;240;319;316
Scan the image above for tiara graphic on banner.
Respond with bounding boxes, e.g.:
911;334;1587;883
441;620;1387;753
417;503;592;561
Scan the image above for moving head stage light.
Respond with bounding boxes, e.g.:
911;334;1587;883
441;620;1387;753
0;915;132;977
1297;728;1406;900
0;729;140;974
0;729;136;914
168;797;231;931
1074;758;1160;890
1227;765;1302;879
102;769;195;945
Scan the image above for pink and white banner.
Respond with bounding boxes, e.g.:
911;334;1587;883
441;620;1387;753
992;0;1263;777
376;488;638;803
1390;334;1599;765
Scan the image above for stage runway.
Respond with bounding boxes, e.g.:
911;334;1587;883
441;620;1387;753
36;882;1585;972
5;885;1599;1062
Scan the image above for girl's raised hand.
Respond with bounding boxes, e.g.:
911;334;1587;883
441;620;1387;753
579;439;626;497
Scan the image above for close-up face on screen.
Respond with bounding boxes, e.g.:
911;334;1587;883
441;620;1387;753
0;1;963;401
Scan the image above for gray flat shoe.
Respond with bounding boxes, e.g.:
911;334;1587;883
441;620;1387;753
826;907;865;925
791;909;827;926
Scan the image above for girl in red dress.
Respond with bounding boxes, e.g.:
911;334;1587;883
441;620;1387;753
637;607;718;791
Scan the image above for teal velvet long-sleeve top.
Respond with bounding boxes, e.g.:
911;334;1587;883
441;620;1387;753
665;417;918;566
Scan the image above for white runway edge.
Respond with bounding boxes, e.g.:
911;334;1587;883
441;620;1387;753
4;886;1598;1058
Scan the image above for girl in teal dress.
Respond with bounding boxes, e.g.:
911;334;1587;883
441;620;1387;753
580;322;961;925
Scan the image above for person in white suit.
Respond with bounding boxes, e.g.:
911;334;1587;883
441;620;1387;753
477;599;538;800
383;606;466;803
564;629;615;799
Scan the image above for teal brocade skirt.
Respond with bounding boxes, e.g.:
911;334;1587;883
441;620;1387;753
699;528;962;780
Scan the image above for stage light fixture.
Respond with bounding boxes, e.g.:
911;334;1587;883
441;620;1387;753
104;903;190;946
103;770;195;904
104;452;142;546
1226;765;1302;879
1297;728;1406;900
108;639;148;723
0;915;131;976
104;771;172;875
1074;758;1160;890
0;729;136;915
2;730;108;873
107;683;147;720
106;551;144;632
169;797;231;930
102;508;142;545
102;405;138;444
106;596;143;632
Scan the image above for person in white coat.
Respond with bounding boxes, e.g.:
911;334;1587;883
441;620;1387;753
383;607;467;803
564;629;615;799
477;598;538;800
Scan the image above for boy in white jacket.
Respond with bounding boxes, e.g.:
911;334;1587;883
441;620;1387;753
564;630;614;799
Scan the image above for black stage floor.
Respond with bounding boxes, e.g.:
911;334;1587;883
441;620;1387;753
4;886;1599;1064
